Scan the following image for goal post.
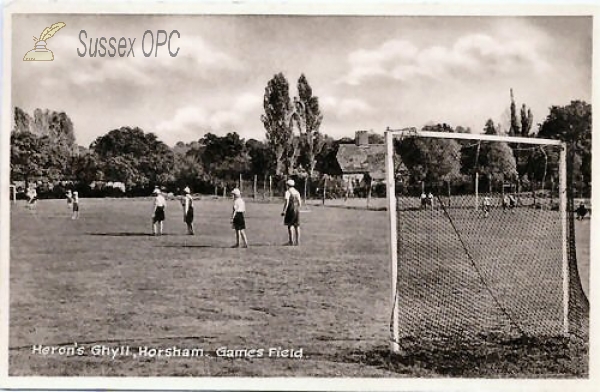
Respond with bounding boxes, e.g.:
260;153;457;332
384;128;585;355
9;184;17;204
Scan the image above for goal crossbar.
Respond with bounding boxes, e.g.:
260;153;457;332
386;127;564;146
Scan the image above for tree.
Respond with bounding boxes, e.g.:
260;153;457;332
10;131;46;187
477;141;518;182
538;100;591;196
12;107;78;185
483;119;498;135
396;128;463;186
294;74;325;177
246;138;274;176
509;88;520;136
520;104;534;137
314;135;342;176
261;73;295;176
91;127;175;190
69;149;104;185
199;132;251;183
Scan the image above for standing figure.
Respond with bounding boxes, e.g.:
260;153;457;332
182;186;194;235
576;202;588;220
66;189;73;211
27;186;38;209
71;191;80;220
427;192;434;211
509;194;517;210
152;188;167;236
420;191;427;210
282;179;302;246
502;195;510;211
482;196;492;218
231;188;248;248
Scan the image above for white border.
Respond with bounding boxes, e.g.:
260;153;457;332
1;1;598;391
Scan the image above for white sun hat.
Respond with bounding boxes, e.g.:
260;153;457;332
286;179;295;187
184;186;191;193
231;188;241;196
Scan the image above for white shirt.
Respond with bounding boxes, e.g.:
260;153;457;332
233;198;245;213
285;187;302;203
155;194;166;208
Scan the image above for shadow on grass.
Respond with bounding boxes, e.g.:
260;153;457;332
86;232;157;237
334;335;589;378
159;242;277;249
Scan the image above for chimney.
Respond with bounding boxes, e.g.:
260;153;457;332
356;130;369;146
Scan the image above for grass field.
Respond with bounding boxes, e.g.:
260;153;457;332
8;197;590;377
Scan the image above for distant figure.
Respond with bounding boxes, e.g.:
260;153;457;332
502;195;510;211
152;188;167;236
509;195;517;209
482;196;492;218
66;190;73;210
182;186;194;235
503;194;517;211
282;179;302;246
71;191;80;220
420;192;427;210
576;203;588;220
427;192;434;210
345;180;354;201
231;188;248;248
26;187;38;209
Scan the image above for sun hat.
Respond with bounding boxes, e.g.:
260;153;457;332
153;188;160;194
286;179;295;187
184;186;191;194
231;188;241;196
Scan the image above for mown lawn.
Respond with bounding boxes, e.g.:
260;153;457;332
8;197;590;377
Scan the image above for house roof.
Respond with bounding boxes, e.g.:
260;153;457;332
336;144;386;180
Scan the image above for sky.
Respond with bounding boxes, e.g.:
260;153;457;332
12;14;592;147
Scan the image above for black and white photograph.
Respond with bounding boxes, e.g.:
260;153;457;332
0;1;596;390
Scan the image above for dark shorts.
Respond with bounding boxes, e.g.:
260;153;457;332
284;208;300;227
153;206;165;223
72;202;79;212
233;212;245;230
185;207;194;224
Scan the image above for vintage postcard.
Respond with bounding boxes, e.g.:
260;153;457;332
0;1;597;391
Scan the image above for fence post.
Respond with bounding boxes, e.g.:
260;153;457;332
475;172;479;211
323;177;327;206
269;176;272;201
253;175;257;199
263;174;267;200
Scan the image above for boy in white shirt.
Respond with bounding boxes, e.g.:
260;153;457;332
152;188;167;236
231;188;248;248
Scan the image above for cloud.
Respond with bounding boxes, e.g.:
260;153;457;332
155;92;263;144
321;96;373;118
341;32;550;86
37;34;242;89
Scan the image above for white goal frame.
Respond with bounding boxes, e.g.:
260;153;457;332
384;128;567;354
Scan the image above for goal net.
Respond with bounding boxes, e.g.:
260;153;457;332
385;129;588;354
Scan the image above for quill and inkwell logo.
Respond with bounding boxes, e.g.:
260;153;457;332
23;22;66;61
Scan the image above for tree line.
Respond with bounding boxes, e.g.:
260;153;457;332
10;79;591;199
